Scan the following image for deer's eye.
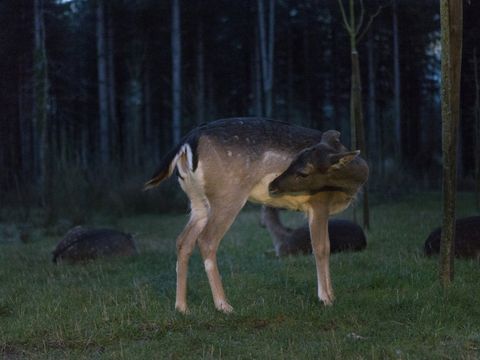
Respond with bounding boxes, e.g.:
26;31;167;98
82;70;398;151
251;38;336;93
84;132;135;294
294;162;314;179
295;170;309;179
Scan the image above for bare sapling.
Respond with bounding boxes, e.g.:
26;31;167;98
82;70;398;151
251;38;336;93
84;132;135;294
145;118;368;313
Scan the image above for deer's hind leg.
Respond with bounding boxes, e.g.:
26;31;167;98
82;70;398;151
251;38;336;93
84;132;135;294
197;193;248;313
175;192;209;313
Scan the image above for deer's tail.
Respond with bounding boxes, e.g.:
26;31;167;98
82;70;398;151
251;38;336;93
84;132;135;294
144;137;199;190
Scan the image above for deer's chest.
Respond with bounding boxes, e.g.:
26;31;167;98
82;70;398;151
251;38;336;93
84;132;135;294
248;174;354;214
248;173;312;212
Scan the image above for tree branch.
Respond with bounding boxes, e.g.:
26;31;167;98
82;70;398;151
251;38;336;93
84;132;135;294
356;0;365;35
357;3;387;43
337;0;352;34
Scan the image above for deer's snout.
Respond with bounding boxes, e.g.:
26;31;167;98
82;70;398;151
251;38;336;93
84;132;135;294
268;180;281;196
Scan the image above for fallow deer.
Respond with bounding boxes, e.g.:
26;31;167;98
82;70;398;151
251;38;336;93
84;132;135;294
260;206;366;257
145;118;368;313
424;216;480;260
52;227;137;264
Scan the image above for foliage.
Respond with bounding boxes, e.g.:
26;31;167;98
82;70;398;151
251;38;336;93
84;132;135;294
1;192;479;358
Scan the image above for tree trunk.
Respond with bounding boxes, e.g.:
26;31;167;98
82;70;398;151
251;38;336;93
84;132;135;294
338;0;370;229
144;60;153;166
80;122;88;170
350;47;359;151
18;59;32;181
303;23;313;127
132;77;142;168
96;0;109;166
473;47;480;210
196;7;205;125
286;16;293;123
392;0;402;161
267;0;275;116
351;49;369;229
171;0;182;145
33;0;50;204
367;31;376;162
253;30;263;116
331;28;340;130
347;0;357;150
107;4;117;162
257;0;275;118
439;0;463;287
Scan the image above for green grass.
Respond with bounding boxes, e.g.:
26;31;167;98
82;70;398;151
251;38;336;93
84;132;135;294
1;192;480;359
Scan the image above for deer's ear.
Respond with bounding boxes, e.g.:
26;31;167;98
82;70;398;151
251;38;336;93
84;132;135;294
321;130;341;146
328;150;360;170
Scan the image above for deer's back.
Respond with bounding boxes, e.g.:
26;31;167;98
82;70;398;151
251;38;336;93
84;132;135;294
196;118;323;156
145;118;323;192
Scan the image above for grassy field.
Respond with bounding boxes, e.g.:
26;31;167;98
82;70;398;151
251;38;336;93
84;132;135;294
1;192;480;359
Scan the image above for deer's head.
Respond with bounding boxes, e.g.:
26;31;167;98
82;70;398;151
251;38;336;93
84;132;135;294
268;130;368;196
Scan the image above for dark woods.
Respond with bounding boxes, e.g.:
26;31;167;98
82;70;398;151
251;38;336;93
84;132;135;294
0;0;479;219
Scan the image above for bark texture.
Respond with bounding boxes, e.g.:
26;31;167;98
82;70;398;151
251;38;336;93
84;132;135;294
439;0;463;286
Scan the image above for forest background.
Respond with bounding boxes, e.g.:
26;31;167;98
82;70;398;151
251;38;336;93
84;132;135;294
1;0;479;223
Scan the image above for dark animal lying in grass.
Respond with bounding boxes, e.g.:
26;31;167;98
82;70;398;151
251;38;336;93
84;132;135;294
261;206;367;257
52;227;138;264
424;216;480;260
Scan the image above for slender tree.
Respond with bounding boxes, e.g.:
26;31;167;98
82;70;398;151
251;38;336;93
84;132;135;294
439;0;463;286
33;0;50;203
107;3;117;160
285;14;293;123
144;57;153;163
473;47;480;210
96;0;109;165
337;0;382;229
303;21;313;126
392;0;401;160
171;0;182;144
126;60;143;168
366;30;376;163
257;0;275;118
253;28;263;117
196;0;205;125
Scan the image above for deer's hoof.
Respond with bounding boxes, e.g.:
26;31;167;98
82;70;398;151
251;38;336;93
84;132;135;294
216;301;234;314
322;299;334;306
175;302;190;314
319;293;335;306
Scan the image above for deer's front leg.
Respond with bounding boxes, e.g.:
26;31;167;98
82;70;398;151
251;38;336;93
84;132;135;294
308;200;334;305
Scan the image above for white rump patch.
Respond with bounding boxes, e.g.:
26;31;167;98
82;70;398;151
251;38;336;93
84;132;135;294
184;144;194;169
174;144;194;178
177;158;210;220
